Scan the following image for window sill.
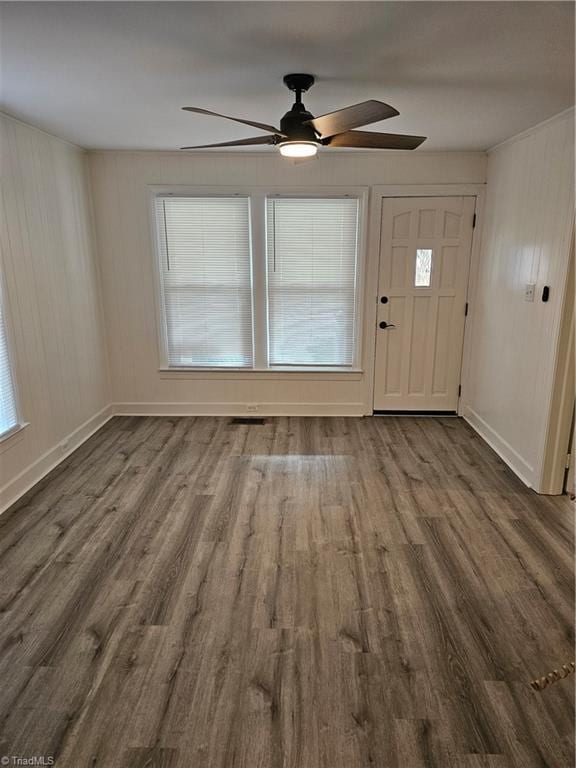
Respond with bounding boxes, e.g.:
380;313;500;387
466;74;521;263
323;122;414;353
0;422;29;453
159;367;364;381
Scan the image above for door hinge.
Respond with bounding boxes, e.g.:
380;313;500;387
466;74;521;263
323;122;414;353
472;213;477;229
566;453;572;470
458;385;462;397
464;302;469;316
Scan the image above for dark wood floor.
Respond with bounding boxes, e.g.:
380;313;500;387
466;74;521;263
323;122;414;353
0;416;573;767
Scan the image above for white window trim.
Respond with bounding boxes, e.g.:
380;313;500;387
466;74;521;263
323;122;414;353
0;421;29;452
148;185;369;374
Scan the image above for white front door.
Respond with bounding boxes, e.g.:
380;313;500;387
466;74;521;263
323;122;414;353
373;196;475;411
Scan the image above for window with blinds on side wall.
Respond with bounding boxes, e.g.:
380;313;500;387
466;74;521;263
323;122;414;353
0;288;18;438
155;196;253;368
153;192;362;371
266;197;359;367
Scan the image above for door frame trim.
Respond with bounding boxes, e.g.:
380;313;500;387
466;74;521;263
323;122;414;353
539;227;575;493
365;185;486;415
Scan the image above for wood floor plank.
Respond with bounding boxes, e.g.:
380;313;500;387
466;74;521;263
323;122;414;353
0;415;573;767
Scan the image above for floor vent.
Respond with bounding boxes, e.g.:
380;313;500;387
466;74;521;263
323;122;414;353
229;417;267;425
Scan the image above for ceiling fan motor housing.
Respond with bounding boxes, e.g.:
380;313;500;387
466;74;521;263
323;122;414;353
280;103;318;142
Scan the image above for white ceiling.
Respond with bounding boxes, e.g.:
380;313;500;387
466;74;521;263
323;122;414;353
0;2;573;151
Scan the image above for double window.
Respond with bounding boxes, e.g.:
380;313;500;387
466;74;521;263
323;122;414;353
154;192;363;371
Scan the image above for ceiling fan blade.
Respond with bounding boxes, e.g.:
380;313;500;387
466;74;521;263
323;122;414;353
305;100;399;139
325;130;427;150
181;135;278;149
182;107;283;135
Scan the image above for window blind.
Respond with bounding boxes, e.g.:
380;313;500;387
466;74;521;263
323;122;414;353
156;196;253;367
0;292;18;437
266;197;359;367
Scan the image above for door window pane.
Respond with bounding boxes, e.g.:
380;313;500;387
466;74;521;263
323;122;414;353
415;249;433;287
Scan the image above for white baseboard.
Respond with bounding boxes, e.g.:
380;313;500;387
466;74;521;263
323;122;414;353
462;404;534;488
112;401;366;417
0;405;114;514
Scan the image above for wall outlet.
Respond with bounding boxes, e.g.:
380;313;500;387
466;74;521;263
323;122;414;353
246;404;259;412
524;283;536;302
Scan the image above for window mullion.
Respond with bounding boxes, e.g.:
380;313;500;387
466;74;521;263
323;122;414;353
250;192;268;369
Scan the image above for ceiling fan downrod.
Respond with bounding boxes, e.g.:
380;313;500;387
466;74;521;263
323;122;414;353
280;73;318;146
283;73;315;104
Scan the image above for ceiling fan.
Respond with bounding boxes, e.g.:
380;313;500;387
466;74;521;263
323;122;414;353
181;73;426;157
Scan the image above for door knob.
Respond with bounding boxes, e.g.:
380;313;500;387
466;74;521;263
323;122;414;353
379;321;396;329
380;296;389;304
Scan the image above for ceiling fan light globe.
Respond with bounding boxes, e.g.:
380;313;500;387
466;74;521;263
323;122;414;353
278;141;318;158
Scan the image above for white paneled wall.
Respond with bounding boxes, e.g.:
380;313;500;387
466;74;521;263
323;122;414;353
0;114;109;510
463;110;574;491
88;150;486;415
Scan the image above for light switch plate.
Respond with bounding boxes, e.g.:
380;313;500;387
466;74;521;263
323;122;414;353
524;283;536;302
